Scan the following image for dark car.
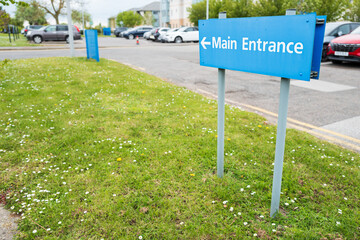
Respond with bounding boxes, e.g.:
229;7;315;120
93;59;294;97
327;26;360;64
150;27;170;41
26;25;81;44
24;25;43;36
114;27;128;37
322;22;360;61
123;26;153;39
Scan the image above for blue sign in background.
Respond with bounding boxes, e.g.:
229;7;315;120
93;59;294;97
199;14;325;81
85;30;99;62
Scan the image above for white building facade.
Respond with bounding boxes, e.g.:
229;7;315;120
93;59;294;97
161;0;201;28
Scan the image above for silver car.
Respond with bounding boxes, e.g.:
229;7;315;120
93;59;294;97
26;25;81;44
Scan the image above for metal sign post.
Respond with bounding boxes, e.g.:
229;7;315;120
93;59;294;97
217;12;226;178
270;76;290;217
12;25;15;41
8;25;11;43
270;9;299;218
199;12;326;215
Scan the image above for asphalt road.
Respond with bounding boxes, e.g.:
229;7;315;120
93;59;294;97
1;37;359;151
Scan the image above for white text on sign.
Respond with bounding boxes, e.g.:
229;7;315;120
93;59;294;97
202;37;304;54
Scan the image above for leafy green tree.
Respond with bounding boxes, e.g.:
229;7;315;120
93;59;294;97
188;0;223;26
229;0;253;18
0;0;27;6
36;0;66;24
188;0;206;26
71;9;91;28
116;11;143;27
344;0;360;22
188;0;253;26
0;6;10;31
251;0;289;16
296;0;348;21
14;0;46;25
143;11;154;26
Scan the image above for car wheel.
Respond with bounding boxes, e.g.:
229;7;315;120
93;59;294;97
33;35;43;44
128;34;134;40
175;36;183;43
331;60;342;64
65;36;70;44
321;44;328;62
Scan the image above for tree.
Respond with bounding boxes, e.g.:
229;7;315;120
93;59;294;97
0;6;10;30
36;0;66;24
71;9;91;28
346;0;360;21
188;0;224;26
116;11;143;27
297;0;348;22
223;0;253;18
14;0;46;25
0;0;27;6
188;0;252;26
250;0;289;16
143;11;154;26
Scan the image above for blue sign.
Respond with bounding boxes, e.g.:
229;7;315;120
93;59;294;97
85;30;99;62
103;28;111;36
199;14;326;81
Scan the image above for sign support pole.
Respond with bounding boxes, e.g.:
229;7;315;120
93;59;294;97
8;25;11;43
270;77;290;217
217;68;225;178
216;11;227;178
270;8;296;218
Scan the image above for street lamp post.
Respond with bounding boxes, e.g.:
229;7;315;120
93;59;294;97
66;0;75;57
206;0;209;19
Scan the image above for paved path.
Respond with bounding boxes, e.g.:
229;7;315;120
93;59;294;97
0;205;18;240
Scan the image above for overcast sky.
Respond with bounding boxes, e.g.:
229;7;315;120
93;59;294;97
3;0;156;26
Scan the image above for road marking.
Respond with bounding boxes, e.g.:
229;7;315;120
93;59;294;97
196;88;360;151
291;79;356;92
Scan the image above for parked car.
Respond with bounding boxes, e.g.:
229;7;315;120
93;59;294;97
143;30;152;40
327;26;360;64
162;28;179;43
150;27;170;41
114;27;128;37
322;22;360;61
120;28;132;37
26;25;81;44
123;26;153;39
23;25;43;36
165;26;199;43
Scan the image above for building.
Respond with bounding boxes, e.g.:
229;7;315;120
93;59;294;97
108;17;116;30
168;0;202;28
133;1;161;27
110;0;202;28
160;0;170;27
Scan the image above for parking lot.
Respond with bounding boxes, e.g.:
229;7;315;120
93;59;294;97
1;37;359;151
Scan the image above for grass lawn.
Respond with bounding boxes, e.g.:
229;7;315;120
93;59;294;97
0;33;37;47
0;57;359;239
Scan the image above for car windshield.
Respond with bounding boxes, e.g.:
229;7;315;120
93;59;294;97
350;26;360;35
177;27;188;32
324;22;347;35
38;26;46;31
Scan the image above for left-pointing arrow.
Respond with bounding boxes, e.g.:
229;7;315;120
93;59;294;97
201;37;211;49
